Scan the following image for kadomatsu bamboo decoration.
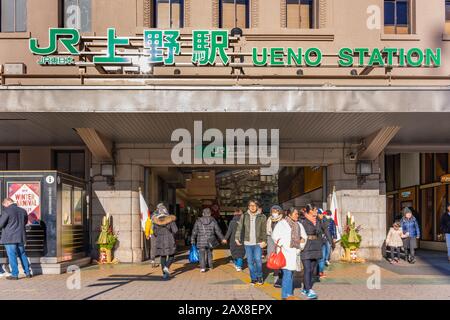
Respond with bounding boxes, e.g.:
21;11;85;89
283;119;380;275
340;212;364;263
96;213;119;264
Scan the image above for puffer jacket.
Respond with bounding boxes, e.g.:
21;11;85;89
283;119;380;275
152;214;178;256
386;227;404;247
401;216;420;238
191;216;224;249
440;212;450;234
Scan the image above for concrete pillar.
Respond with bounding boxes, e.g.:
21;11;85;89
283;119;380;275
90;149;145;263
327;161;386;261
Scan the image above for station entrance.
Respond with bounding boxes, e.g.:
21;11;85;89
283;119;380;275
141;165;326;261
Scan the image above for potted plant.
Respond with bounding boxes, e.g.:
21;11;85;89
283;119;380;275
340;212;364;263
96;213;119;264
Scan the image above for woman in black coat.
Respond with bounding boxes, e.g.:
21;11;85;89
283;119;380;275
299;204;323;299
152;205;178;280
224;209;246;271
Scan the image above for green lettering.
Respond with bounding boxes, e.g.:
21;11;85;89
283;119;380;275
406;48;424;67
425;48;441;67
287;48;303;66
338;48;354;67
383;48;397;67
270;47;285;66
368;48;385;66
252;47;268;66
304;48;322;67
354;48;369;66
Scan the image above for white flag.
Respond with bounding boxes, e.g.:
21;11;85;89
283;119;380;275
139;189;152;238
329;188;342;241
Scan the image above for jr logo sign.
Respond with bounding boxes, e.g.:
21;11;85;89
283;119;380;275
29;28;80;56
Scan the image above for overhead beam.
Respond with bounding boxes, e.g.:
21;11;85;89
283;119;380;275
359;126;401;160
75;128;113;162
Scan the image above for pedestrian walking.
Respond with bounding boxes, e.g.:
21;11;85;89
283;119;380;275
299;204;323;299
272;207;307;300
191;208;226;272
224;208;245;271
440;202;450;262
0;198;32;280
385;221;405;263
152;204;178;280
317;209;332;278
325;209;337;264
266;204;284;288
235;199;267;285
400;207;420;264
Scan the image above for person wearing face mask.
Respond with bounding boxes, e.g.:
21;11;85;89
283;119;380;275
266;205;284;288
299;203;323;299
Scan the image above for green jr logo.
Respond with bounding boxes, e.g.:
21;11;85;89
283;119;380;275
29;28;80;55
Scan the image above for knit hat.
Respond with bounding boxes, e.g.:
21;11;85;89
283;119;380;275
318;208;324;215
325;210;332;216
270;205;282;212
402;207;412;215
202;208;212;217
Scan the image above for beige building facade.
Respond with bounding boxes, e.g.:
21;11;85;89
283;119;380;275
0;0;449;271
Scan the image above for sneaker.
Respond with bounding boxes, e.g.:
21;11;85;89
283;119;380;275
273;281;282;288
200;269;206;273
257;277;264;285
163;266;170;274
26;274;33;279
250;279;257;285
325;260;330;266
319;272;327;278
306;290;318;299
6;276;18;281
409;258;416;264
388;259;394;264
235;267;242;272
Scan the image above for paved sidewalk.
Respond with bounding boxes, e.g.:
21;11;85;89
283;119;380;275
0;249;448;300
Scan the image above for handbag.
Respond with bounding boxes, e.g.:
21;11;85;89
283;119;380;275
296;250;302;272
266;240;286;270
189;244;199;263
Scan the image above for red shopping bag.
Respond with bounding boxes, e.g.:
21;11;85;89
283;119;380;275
266;240;286;270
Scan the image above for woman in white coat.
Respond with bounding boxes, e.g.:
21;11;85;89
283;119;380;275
272;207;307;300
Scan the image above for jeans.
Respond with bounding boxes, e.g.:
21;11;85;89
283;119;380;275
234;258;243;268
244;245;263;280
403;237;417;260
4;244;30;277
199;248;213;269
160;255;174;272
445;233;450;258
318;242;331;273
302;259;318;291
390;246;400;260
281;269;294;299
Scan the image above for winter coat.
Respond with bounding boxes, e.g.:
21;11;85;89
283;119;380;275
440;212;450;234
266;216;283;255
299;218;323;260
328;218;337;240
224;215;245;259
319;217;333;244
235;211;267;245
401;216;420;238
271;219;307;271
0;204;28;244
191;216;224;249
386;227;404;247
152;215;178;256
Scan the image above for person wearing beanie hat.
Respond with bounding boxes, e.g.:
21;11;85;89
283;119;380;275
191;208;227;272
317;209;333;278
401;207;420;263
151;204;178;279
266;204;284;288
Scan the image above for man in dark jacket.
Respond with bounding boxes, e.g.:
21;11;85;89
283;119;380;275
317;209;332;278
441;202;450;262
224;208;245;271
235;200;267;285
191;208;226;272
0;198;32;280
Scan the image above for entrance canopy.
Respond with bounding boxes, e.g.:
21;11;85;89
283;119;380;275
0;86;449;147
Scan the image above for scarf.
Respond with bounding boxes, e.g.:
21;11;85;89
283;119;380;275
285;216;302;249
304;212;317;226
